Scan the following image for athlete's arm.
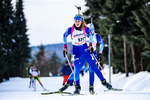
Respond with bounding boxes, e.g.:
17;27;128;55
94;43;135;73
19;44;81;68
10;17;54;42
63;27;72;44
96;34;104;53
85;27;93;45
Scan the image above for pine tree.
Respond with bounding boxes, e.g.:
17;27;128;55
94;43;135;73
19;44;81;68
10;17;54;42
34;45;49;76
0;0;16;81
129;0;150;71
83;0;128;75
103;0;147;74
84;0;148;76
13;0;30;77
83;0;109;65
49;51;61;75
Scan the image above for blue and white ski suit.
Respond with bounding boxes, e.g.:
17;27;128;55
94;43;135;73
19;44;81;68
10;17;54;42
65;32;104;85
86;33;104;85
63;26;105;85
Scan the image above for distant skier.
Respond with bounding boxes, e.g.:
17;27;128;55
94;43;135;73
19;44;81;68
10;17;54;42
31;67;46;91
28;65;33;88
60;14;112;94
60;61;72;85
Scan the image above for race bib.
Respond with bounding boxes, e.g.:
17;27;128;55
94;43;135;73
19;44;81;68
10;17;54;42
72;29;86;45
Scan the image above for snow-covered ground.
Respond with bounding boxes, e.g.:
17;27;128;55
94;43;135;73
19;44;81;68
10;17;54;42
0;65;150;100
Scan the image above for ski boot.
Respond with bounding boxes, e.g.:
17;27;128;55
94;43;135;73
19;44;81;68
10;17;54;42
101;79;112;89
74;85;81;94
59;82;70;92
89;85;95;94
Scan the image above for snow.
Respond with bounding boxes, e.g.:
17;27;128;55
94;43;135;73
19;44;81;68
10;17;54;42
0;65;150;100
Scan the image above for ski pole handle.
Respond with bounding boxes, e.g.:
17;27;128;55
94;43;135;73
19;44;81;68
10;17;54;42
65;54;74;73
75;5;81;14
92;54;106;75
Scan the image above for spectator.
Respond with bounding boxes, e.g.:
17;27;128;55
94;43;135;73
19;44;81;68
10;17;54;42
60;61;72;85
49;72;53;77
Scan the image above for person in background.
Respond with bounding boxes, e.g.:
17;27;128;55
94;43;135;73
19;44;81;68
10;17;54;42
49;72;53;77
60;61;72;85
31;67;46;91
28;65;33;88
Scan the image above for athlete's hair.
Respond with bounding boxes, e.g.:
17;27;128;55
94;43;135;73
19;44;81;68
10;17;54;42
74;14;86;29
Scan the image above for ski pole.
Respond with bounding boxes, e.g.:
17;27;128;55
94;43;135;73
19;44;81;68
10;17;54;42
75;5;81;14
92;54;106;75
65;54;74;73
90;14;93;24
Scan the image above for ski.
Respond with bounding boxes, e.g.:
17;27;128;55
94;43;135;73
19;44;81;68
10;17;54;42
62;93;86;96
41;91;72;95
104;88;123;92
62;92;98;96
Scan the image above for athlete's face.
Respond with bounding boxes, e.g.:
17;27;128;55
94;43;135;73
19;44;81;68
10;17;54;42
74;20;82;28
33;68;36;71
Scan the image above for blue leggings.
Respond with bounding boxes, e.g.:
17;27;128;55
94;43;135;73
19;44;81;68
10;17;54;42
67;44;104;85
67;51;97;85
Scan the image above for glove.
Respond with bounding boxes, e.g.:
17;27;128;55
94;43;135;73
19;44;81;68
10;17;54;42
97;53;102;62
63;48;67;57
89;45;94;54
63;44;67;57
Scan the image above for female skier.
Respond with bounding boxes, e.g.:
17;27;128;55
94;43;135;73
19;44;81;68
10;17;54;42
85;23;105;94
61;14;112;94
59;23;105;94
31;67;46;91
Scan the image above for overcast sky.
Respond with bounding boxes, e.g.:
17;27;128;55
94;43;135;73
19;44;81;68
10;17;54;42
12;0;87;46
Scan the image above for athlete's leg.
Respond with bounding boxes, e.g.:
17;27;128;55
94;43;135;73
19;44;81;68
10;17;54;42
59;58;86;92
29;76;32;88
83;49;112;89
73;59;85;85
88;51;97;94
83;52;104;81
63;75;69;85
32;77;36;90
89;51;97;85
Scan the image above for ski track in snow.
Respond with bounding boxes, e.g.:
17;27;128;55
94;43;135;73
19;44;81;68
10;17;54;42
0;65;150;100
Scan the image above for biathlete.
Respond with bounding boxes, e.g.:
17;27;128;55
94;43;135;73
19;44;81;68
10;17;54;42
28;65;34;88
85;23;105;94
60;14;112;94
31;67;46;91
59;23;105;94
